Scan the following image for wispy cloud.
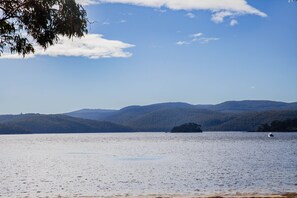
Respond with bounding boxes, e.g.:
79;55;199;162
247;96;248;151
77;0;267;23
191;32;203;39
185;12;195;19
102;21;110;25
154;8;167;13
176;41;190;45
230;19;238;26
0;34;134;59
176;32;219;45
198;37;220;44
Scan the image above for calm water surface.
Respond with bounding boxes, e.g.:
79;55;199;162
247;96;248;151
0;132;296;197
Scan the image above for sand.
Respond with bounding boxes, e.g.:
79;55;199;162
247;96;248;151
73;192;297;198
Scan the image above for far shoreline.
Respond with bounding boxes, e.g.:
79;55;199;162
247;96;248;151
0;131;297;136
58;192;297;198
1;131;297;136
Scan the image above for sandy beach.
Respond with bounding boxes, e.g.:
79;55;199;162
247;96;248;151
70;192;297;198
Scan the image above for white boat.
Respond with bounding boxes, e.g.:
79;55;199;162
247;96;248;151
268;132;274;137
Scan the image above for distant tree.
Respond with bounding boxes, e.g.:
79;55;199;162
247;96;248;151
0;0;88;57
171;122;202;133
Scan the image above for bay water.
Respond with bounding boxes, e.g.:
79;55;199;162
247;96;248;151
0;132;296;197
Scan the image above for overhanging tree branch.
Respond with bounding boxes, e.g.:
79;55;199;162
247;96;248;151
0;0;88;57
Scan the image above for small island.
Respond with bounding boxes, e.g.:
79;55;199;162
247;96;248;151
171;123;202;133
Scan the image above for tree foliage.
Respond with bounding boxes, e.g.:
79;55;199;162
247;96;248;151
0;0;88;56
257;118;297;132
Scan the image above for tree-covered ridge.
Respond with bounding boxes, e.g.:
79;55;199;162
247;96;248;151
1;101;297;134
69;106;297;132
171;123;202;133
65;101;297;132
257;118;297;132
0;114;134;134
0;123;29;134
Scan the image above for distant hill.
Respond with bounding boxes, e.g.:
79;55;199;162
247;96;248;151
65;109;117;120
103;108;297;132
203;100;297;113
103;107;234;132
2;100;297;134
208;110;297;131
65;101;297;132
0;114;134;134
66;102;193;120
66;101;297;121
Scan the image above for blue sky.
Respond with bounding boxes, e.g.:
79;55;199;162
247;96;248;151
0;0;296;114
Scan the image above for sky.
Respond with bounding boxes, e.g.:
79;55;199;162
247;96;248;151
0;0;296;114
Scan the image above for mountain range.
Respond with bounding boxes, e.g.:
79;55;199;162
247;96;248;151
1;100;297;134
65;100;297;132
0;114;134;134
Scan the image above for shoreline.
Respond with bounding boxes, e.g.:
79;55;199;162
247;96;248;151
64;193;297;198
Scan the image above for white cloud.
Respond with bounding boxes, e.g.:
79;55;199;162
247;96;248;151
185;12;195;19
191;32;203;38
177;32;219;45
176;41;190;45
0;34;134;59
197;37;220;44
78;0;267;23
230;19;238;26
0;53;35;59
211;11;234;23
76;0;99;6
190;32;203;42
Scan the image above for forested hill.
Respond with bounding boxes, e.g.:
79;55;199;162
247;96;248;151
65;101;297;132
200;100;297;113
66;100;297;120
0;114;134;134
64;109;117;121
1;100;297;134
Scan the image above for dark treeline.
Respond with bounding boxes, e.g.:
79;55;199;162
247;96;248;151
0;124;30;134
171;123;202;133
257;118;297;132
